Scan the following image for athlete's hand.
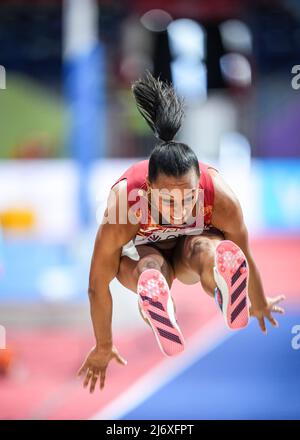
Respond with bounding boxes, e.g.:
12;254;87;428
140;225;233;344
77;345;127;393
250;295;285;334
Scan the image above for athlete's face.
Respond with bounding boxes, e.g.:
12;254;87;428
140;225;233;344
147;169;200;225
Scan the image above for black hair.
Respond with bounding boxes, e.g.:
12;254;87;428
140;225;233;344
131;70;200;182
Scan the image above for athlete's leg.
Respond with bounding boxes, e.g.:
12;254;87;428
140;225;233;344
173;232;250;330
172;232;224;296
116;244;184;356
116;244;175;326
116;244;175;293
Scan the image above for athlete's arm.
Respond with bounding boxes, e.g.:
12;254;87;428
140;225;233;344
78;181;140;393
209;170;285;334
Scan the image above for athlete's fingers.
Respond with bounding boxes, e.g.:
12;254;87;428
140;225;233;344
83;368;93;388
270;295;286;306
271;305;285;314
258;317;267;334
100;369;106;390
249;307;255;317
265;312;279;328
77;362;88;377
113;352;127;365
89;372;99;394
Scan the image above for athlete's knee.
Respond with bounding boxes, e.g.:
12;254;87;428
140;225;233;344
135;254;174;288
136;255;162;276
191;236;214;257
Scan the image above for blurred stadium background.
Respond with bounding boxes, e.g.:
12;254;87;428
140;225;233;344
0;0;299;420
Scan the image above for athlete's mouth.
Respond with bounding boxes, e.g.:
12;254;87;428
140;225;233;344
170;209;187;222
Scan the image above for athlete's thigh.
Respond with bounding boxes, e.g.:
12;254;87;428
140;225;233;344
116;244;175;293
172;232;224;285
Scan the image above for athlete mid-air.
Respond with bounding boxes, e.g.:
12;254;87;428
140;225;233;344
78;71;285;393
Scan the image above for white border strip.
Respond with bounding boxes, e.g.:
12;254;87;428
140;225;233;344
91;316;239;420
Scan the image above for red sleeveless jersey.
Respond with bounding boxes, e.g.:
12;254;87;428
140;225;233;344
111;159;217;245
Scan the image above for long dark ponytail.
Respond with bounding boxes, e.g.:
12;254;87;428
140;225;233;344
132;71;200;182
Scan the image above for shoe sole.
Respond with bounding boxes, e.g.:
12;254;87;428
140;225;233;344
137;269;185;356
214;240;250;330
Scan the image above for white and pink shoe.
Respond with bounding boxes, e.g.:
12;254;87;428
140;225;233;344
137;269;185;356
213;240;250;330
